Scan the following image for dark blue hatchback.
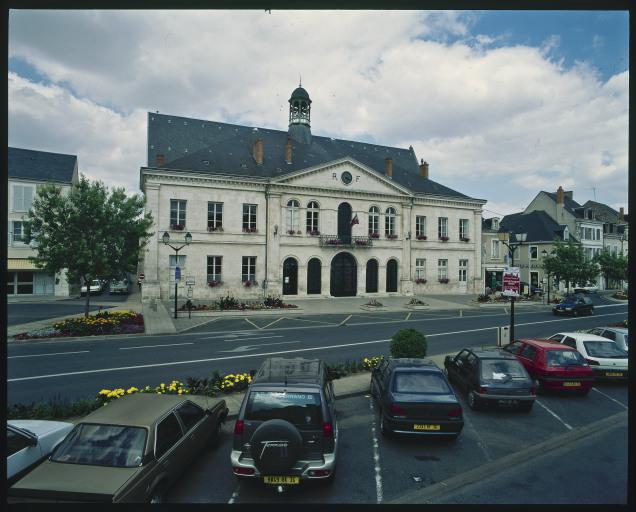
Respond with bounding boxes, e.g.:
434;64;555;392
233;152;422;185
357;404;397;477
552;294;594;316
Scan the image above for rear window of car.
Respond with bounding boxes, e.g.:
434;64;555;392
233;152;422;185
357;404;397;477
546;349;586;367
245;391;322;427
51;423;147;468
583;341;627;358
480;359;527;380
391;371;451;394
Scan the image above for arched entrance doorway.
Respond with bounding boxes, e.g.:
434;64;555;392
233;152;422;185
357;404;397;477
307;258;321;294
337;202;353;244
386;259;398;293
282;257;298;295
330;252;357;297
366;259;378;293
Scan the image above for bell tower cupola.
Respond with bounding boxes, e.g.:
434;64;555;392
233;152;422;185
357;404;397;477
288;80;312;144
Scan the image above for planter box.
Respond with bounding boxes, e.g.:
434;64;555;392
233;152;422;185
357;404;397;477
359;305;386;311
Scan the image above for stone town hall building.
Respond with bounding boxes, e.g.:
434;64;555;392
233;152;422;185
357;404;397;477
139;85;486;300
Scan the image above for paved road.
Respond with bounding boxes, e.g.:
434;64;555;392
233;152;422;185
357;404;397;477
165;382;628;503
7;303;628;405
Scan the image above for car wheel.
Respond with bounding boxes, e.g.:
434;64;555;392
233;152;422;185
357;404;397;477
534;379;542;394
573;309;578;316
149;487;164;504
467;390;480;410
589;308;594;315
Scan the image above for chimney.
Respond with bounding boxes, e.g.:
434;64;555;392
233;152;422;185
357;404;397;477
564;191;573;200
252;138;263;165
419;159;429;178
155;154;165;167
556;186;564;204
385;157;393;178
619;207;624;221
285;137;292;164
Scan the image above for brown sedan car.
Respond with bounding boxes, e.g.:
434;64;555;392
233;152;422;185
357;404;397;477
9;393;228;503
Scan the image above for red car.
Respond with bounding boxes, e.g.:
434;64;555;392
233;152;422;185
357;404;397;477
503;339;594;395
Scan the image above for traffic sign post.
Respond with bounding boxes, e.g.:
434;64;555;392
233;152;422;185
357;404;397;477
502;267;520;297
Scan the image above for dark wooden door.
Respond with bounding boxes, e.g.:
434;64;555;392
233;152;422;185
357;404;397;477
330;252;357;297
366;259;378;293
282;258;298;295
307;258;321;294
386;259;398;292
337;203;352;244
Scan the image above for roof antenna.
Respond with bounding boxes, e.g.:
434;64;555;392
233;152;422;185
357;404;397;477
299;75;302;87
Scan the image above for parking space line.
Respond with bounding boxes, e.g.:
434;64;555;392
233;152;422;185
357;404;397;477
369;398;383;503
461;413;493;462
227;486;240;504
535;400;572;430
8;350;90;359
340;314;352;326
244;318;262;330
405;312;411;321
592;387;628;409
283;317;338;325
261;317;285;330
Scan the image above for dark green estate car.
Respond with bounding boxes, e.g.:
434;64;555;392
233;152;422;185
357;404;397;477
9;393;228;503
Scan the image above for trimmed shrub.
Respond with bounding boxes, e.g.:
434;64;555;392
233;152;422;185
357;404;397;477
390;328;427;358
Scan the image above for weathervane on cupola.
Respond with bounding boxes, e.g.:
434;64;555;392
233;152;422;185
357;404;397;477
288;79;312;144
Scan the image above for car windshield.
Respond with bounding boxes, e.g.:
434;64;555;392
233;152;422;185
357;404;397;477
91;280;101;286
546;350;586;367
392;371;451;394
245;391;322;427
583;341;627;359
480;359;527;380
51;423;147;468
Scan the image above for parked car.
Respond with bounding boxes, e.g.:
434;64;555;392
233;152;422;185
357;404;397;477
109;277;130;295
586;327;629;353
444;348;535;411
574;282;599;293
370;358;463;440
7;420;74;485
9;393;228;503
552;294;594;316
80;279;103;296
503;339;594;394
520;282;543;296
546;332;628;381
231;357;338;486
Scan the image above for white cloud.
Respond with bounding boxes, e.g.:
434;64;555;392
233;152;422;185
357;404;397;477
8;10;629;212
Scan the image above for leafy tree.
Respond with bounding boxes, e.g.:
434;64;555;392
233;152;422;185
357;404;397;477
24;176;154;317
594;249;628;288
390;329;427;358
542;239;598;293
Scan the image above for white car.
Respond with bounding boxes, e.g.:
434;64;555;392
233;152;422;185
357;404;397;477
7;420;74;484
573;283;599;293
546;332;628;381
80;279;102;296
587;327;628;353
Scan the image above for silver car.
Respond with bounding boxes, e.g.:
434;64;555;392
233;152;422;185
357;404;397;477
587;327;628;353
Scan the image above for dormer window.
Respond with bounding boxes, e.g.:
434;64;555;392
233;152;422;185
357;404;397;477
563;226;569;240
491;218;499;230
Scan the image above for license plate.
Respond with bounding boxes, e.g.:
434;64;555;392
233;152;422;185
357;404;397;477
413;424;440;431
606;372;624;377
263;476;300;485
498;399;517;406
563;381;581;387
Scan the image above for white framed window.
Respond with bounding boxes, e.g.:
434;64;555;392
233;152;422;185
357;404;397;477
438;217;448;239
459;259;468;282
385;207;396;237
491;239;500;259
286;199;300;233
529;245;538;260
170;199;187;228
596;229;601;241
11;220;25;245
11;184;35;213
415;216;426;238
368;206;379;235
438;259;448;280
243;204;257;232
459;219;469;240
207;256;222;282
242;256;256;282
415;258;426;279
207;202;223;230
306;201;320;233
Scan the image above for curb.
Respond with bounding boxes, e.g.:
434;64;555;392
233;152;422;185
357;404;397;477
7;330;147;344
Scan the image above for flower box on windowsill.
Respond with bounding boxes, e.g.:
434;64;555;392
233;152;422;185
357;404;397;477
386;234;398;240
287;230;298;235
327;239;343;245
171;224;185;231
415;278;427;284
416;235;427;241
460;237;470;242
207;280;222;287
369;232;380;239
243;280;259;287
307;230;321;236
208;226;224;232
242;227;258;233
355;239;370;246
438;278;450;284
439;236;449;242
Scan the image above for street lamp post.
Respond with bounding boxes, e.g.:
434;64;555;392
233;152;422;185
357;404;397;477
162;231;192;319
498;231;527;343
542;249;550;304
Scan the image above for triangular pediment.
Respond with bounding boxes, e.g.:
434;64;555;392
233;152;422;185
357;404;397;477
271;157;412;196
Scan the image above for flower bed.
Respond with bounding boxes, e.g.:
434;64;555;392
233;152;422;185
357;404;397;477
414;278;427;284
439;236;449;242
416;235;427;240
14;310;144;340
369;232;380;239
439;278;450;284
178;294;298;311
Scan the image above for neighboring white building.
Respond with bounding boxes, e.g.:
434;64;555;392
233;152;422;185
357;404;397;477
139;85;486;301
8;147;79;296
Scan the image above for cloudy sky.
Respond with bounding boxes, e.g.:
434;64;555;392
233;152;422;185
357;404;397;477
8;10;629;218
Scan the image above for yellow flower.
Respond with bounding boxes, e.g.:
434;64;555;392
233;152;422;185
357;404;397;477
99;389;111;395
178;389;183;394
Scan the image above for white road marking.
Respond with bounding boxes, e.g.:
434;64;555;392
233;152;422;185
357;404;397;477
199;332;267;340
261;317;286;329
340;314;353;326
405;312;411;321
592;387;628;409
244;318;261;330
535;399;572;430
227;486;240;504
461;413;492;462
119;342;194;351
8;350;89;359
369;398;383;503
219;341;300;353
222;335;283;342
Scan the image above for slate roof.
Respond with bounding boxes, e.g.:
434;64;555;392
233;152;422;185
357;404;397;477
543;192;582;216
146;113;473;200
582;200;627;224
499;210;572;243
9;147;77;184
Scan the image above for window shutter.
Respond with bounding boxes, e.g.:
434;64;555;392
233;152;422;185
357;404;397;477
13;185;24;212
23;187;34;211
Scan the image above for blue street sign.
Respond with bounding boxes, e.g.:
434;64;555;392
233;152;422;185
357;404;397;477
175;266;181;281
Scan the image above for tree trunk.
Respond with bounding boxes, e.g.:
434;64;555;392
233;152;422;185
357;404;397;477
84;276;91;318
